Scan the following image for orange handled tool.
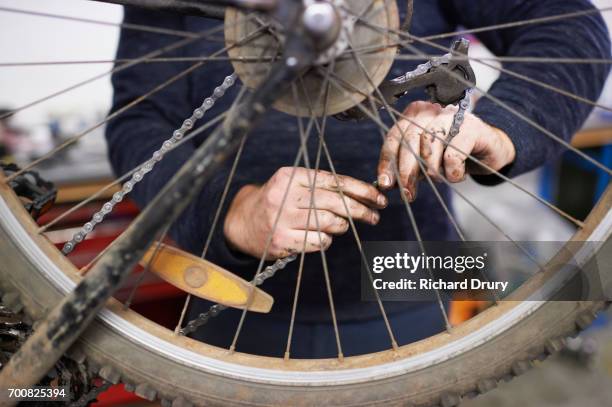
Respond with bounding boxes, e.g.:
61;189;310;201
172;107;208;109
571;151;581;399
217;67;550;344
140;242;273;313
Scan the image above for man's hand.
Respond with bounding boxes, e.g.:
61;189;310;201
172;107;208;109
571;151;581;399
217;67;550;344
224;167;388;259
377;101;516;200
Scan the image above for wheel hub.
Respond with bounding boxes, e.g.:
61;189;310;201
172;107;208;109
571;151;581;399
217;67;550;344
225;0;400;116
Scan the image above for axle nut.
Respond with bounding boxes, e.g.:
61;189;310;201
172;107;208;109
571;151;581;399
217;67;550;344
302;2;340;49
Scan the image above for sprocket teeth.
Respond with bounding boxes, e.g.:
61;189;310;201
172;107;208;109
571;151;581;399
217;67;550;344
511;360;532;375
135;383;157;401
99;365;121;384
576;309;597;330
545;337;566;354
440;392;461;407
67;346;87;364
2;291;23;313
462;390;479;400
476;378;497;394
124;382;136;392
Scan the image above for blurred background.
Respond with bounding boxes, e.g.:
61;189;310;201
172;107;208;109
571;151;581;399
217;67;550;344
0;0;610;405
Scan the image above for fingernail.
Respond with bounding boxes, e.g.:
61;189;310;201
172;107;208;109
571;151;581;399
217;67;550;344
372;211;380;224
378;173;391;188
411;187;418;202
377;194;387;207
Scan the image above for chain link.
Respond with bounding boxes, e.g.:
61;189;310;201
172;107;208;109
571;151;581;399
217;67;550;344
447;88;472;140
62;73;238;254
179;253;297;336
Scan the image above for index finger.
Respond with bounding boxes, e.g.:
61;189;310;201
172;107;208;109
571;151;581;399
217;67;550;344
327;173;388;209
299;169;387;209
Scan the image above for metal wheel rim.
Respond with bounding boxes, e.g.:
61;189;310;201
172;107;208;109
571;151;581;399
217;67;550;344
0;181;609;386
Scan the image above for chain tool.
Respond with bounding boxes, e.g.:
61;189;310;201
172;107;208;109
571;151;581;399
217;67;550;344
179;253;297;335
62;73;238;254
336;38;475;121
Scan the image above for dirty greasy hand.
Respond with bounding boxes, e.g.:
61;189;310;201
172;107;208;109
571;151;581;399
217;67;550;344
224;167;388;259
377;101;516;200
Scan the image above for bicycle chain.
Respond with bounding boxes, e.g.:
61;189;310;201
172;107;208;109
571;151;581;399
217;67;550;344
62;73;238;255
179;253;297;336
407;52;472;139
447;88;471;140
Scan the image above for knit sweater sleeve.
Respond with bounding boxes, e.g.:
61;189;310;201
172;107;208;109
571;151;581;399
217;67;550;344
442;0;610;183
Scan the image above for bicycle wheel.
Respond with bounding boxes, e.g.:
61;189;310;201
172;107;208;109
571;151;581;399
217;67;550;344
0;1;610;406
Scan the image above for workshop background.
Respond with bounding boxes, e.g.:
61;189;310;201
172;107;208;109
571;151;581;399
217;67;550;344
0;0;611;405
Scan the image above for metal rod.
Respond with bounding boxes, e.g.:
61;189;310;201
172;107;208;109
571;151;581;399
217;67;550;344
90;0;279;19
91;0;225;18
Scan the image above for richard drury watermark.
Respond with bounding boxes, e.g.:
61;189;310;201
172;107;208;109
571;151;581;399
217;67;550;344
371;251;508;293
361;241;610;302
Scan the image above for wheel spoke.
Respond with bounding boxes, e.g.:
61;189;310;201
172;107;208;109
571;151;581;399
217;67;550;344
323;72;545;273
422;6;612;41
283;86;322;360
296;68;400;350
353;17;612;175
284;63;341;358
342;45;452;330
391;55;612;65
227;129;307;353
397;31;612;113
290;78;345;360
123;224;171;309
0;14;257;123
347;50;612;65
0;5;205;38
325;68;584;229
0;56;278;67
6;19;265;181
228;54;339;355
0;23;218;122
174;88;250;334
38;111;227;233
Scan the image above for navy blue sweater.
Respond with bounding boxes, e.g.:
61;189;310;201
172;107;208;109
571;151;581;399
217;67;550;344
106;0;610;322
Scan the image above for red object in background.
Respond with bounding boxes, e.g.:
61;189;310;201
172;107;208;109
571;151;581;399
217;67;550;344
92;383;142;406
41;197;187;405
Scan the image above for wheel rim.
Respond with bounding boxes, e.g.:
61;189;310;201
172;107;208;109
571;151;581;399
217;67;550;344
0;0;610;396
0;178;609;385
